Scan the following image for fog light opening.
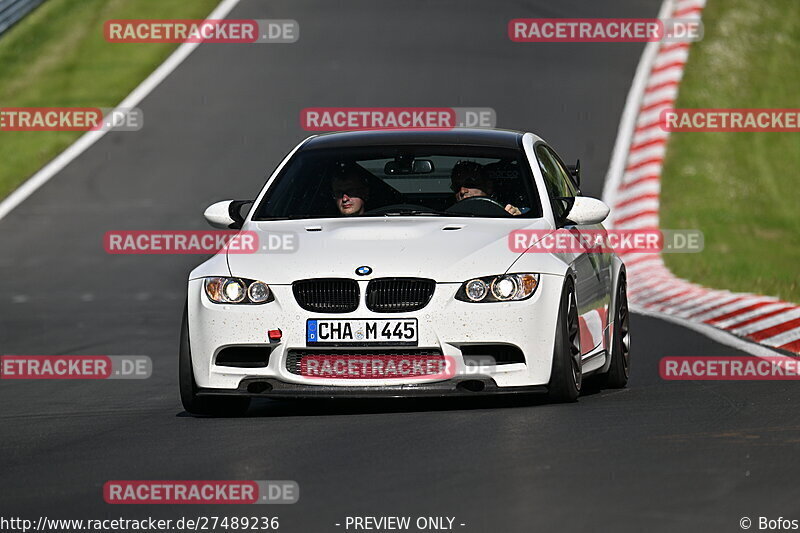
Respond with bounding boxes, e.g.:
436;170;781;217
458;380;486;393
247;382;272;394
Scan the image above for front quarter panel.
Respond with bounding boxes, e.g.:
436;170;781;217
188;252;231;281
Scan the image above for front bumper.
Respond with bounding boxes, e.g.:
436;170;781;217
198;377;547;398
186;274;564;393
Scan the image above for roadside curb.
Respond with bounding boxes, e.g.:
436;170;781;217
603;0;800;354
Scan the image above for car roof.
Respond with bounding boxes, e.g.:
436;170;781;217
301;128;525;150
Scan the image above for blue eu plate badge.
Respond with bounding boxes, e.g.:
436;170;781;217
307;320;318;342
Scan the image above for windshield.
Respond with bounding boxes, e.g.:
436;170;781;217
252;145;542;220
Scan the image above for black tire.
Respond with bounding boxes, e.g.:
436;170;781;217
180;306;251;416
547;279;582;402
599;275;630;388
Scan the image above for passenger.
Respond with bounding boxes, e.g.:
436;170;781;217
450;160;521;215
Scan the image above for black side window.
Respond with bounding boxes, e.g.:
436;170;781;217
545;146;578;198
536;144;573;221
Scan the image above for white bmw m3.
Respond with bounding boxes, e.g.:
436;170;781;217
180;129;630;415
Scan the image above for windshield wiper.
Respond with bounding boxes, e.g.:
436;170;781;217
371;209;446;216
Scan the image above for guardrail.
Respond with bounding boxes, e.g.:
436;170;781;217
0;0;47;37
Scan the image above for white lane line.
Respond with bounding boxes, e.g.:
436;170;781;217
0;0;244;223
632;305;789;359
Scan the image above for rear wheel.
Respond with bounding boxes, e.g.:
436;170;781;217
547;280;582;402
180;306;251;416
600;275;630;388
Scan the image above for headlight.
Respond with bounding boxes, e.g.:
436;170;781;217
222;279;245;303
456;274;539;303
247;281;271;303
465;279;489;301
204;277;274;304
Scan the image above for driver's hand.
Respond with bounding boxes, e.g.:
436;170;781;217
505;204;521;216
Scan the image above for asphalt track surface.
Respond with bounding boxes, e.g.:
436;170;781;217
1;1;798;532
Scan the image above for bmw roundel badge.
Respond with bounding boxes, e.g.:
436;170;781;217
355;266;372;276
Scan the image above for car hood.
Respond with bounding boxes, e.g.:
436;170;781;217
227;217;555;284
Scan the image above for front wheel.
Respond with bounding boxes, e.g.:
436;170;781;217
179;306;250;417
547;280;582;402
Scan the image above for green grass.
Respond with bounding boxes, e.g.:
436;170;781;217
660;0;800;303
0;0;220;198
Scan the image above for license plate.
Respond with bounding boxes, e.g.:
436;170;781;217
306;319;418;346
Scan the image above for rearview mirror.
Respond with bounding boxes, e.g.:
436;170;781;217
384;158;434;175
204;200;253;229
565;196;609;225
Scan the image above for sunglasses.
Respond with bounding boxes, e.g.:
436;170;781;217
332;189;366;199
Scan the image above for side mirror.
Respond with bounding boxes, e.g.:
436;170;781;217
204;200;253;229
565;196;609;225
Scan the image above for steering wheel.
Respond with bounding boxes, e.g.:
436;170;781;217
445;196;510;216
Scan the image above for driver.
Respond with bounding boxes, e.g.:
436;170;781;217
450;160;521;216
331;169;370;216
